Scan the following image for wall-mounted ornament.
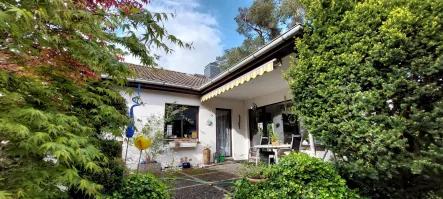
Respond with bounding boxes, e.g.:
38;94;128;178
251;103;257;110
206;119;213;126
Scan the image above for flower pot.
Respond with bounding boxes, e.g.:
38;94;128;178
272;141;279;146
203;148;211;165
246;177;267;184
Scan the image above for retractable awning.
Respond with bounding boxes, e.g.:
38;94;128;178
201;59;276;102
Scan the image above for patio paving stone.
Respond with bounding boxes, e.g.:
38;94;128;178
194;171;240;182
214;183;236;192
163;163;247;199
181;168;212;176
174;185;226;199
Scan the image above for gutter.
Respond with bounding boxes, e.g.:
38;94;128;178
197;25;303;91
101;74;199;90
120;25;303;91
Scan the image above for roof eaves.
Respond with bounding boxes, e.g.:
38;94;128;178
126;25;303;91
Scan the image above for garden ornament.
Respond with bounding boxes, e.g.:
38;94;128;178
124;84;143;165
135;135;152;150
125;84;142;138
135;135;152;173
206;119;212;126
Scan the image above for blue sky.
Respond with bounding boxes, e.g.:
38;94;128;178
124;0;253;74
198;0;253;50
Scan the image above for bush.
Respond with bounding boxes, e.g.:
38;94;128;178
232;153;360;199
285;0;443;198
111;173;170;199
68;140;125;198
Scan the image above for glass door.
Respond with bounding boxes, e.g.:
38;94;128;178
216;109;231;157
249;107;267;147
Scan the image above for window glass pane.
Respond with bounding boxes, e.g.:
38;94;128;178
170;120;181;138
166;124;172;136
165;104;198;139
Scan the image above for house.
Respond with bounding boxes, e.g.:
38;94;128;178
119;25;328;169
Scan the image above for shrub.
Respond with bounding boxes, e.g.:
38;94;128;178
68;140;126;198
111;173;170;199
232;153;360;198
285;0;443;197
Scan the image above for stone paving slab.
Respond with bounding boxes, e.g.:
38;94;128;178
164;178;201;189
207;163;251;176
181;168;212;176
174;185;225;199
214;183;236;193
194;172;240;182
169;163;246;199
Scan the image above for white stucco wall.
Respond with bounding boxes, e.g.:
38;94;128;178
201;98;249;161
121;88;248;169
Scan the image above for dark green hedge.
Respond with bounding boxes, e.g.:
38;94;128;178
285;0;443;197
110;173;170;199
233;153;360;199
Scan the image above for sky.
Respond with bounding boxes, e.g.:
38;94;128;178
123;0;253;75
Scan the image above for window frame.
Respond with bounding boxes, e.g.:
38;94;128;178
164;103;199;140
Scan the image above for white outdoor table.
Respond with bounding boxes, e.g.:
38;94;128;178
253;144;291;165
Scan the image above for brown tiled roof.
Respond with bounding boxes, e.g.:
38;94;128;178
126;63;210;88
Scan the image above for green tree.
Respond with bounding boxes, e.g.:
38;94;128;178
0;0;190;198
217;0;303;72
285;0;443;198
216;37;264;71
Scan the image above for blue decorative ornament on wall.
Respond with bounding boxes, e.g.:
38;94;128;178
206;119;213;126
125;84;142;138
251;103;257;110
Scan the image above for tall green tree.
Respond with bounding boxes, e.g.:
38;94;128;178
217;0;303;71
216;37;264;71
285;0;443;198
0;0;191;198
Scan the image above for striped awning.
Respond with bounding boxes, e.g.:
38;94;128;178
201;59;276;102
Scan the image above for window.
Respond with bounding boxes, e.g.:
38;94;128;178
164;104;199;139
249;101;300;146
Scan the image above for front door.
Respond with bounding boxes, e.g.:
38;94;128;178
216;109;231;157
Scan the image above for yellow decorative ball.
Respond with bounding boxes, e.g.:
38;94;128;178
134;136;152;150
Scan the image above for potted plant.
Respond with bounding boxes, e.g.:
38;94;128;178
203;145;211;165
271;131;279;146
245;166;267;184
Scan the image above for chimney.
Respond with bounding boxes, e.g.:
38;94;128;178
204;62;221;78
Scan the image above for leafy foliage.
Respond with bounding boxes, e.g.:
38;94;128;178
233;153;360;199
110;173;170;199
285;0;443;198
68;140;126;198
216;37;264;71
216;0;304;71
0;73;108;198
0;0;191;198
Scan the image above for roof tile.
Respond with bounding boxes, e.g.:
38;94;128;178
126;63;209;88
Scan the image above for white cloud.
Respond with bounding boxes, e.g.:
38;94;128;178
124;0;223;75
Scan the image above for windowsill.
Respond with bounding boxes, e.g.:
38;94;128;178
168;141;199;148
165;138;199;141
